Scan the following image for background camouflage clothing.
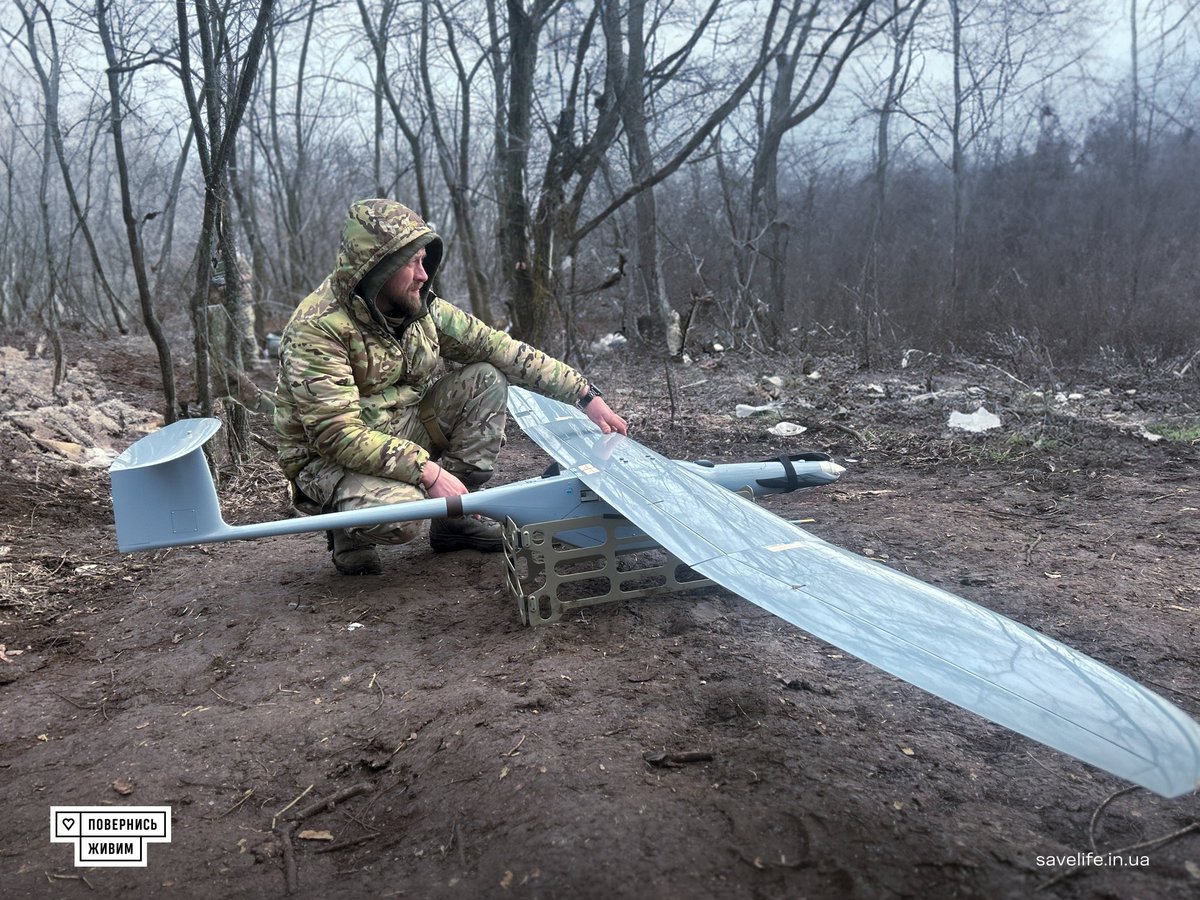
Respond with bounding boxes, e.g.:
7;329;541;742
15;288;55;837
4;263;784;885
274;199;588;504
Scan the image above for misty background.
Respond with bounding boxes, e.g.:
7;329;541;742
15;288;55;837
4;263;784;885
1;0;1197;422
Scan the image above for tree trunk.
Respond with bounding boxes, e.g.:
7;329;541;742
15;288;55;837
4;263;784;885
860;0;927;365
97;0;177;423
617;0;675;353
498;0;546;345
948;0;966;322
18;0;130;335
744;2;879;345
356;0;431;217
422;0;492;324
1122;0;1144;330
751;52;798;342
228;135;271;344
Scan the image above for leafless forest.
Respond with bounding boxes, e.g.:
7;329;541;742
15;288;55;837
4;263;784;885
1;0;1198;416
4;4;1200;897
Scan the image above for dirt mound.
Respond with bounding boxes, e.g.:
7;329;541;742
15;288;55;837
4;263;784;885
0;345;162;471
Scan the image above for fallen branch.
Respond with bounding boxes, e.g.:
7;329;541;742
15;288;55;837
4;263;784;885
208;787;254;820
288;783;373;824
819;421;867;445
271;784;313;829
1089;786;1138;852
274;782;374;895
642;748;714;767
45;872;94;890
278;827;299;894
314;833;378;854
369;672;385;713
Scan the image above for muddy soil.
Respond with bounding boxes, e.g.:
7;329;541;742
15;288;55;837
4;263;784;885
1;331;1198;899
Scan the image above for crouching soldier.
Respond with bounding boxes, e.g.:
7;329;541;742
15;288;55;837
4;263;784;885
273;199;626;575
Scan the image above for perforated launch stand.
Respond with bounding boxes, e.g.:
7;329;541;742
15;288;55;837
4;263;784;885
503;514;716;626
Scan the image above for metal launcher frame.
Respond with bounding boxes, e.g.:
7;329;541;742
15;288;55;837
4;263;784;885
504;514;716;626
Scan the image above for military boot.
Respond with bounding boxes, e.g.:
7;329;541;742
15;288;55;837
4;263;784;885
429;515;503;553
327;529;382;575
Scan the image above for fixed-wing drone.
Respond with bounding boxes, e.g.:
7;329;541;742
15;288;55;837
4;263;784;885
109;387;1200;799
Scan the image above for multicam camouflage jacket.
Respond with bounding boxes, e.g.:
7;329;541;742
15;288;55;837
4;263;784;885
274;199;588;486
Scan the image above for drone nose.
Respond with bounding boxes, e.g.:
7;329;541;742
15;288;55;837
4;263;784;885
822;461;846;480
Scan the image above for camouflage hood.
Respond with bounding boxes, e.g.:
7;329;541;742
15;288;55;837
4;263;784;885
329;199;444;315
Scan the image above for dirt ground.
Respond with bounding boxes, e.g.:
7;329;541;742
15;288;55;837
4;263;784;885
1;330;1198;899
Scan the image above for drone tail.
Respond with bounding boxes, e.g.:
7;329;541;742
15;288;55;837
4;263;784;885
108;418;460;552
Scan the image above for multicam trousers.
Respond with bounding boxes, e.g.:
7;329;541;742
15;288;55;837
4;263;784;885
294;362;507;544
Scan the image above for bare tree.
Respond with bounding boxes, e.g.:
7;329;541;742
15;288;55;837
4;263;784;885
32;38;67;389
487;0;791;351
0;90;46;327
357;0;431;217
1120;0;1200;330
610;0;719;353
745;1;894;343
256;0;319;300
488;0;552;344
855;0;929;364
11;1;133;335
899;0;1083;322
0;104;18;325
95;0;179;420
420;0;494;324
173;0;275;436
3;0;1196;374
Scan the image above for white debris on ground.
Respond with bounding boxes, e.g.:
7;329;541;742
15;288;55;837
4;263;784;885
589;332;628;354
735;402;782;418
841;366;1188;444
759;375;784;398
948;406;1003;433
767;421;807;437
736;377;813;433
1138;425;1165;443
0;346;161;469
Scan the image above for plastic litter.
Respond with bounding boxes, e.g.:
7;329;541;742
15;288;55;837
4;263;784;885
948;406;1002;433
767;422;807;437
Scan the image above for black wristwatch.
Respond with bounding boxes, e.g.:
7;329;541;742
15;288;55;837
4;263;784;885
578;382;603;408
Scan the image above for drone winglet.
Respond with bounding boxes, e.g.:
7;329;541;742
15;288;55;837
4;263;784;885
508;387;1200;798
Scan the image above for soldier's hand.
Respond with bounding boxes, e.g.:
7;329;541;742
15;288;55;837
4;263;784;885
585;397;628;435
421;461;468;499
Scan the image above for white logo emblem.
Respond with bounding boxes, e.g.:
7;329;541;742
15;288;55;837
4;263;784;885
51;807;171;867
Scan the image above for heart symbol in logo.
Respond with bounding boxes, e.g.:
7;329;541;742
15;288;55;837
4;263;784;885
63;817;75;830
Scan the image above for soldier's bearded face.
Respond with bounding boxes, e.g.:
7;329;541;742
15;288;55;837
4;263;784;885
376;250;428;317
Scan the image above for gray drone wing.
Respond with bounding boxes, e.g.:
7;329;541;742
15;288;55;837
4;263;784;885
508;386;1200;798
